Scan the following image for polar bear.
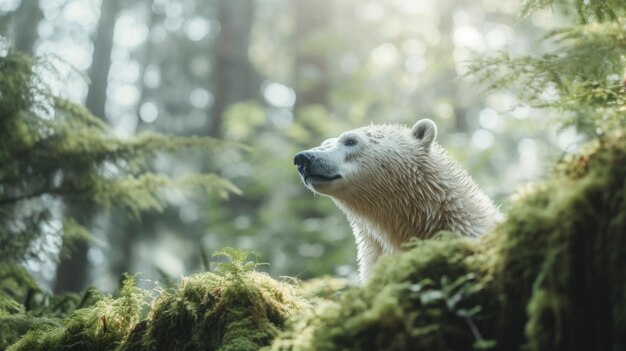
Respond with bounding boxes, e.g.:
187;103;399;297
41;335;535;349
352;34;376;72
294;119;501;282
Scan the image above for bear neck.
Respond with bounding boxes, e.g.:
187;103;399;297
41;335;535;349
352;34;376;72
333;144;500;252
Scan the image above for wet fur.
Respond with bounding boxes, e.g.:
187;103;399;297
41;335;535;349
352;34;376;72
298;120;501;281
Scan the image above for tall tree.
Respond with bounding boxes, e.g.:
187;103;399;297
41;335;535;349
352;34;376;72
12;0;43;55
84;0;121;120
54;0;122;293
108;5;161;281
436;0;469;132
0;49;240;297
210;0;257;137
293;0;331;110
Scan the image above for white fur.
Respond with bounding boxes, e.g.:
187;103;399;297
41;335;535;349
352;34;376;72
299;119;501;282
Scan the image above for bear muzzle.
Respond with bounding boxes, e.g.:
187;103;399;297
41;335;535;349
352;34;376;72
294;152;314;172
294;151;342;187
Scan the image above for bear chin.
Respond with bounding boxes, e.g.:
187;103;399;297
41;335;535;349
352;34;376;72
304;174;342;192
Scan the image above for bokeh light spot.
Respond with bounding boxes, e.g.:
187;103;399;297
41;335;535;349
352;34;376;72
190;88;213;109
185;17;210;41
262;81;296;108
143;64;161;89
479;108;500;130
139;101;159;123
472;129;495;150
114;14;149;48
371;43;398;67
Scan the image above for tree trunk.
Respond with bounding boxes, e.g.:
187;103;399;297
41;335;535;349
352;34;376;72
84;0;121;119
53;200;92;294
108;7;162;279
52;241;88;293
437;0;469;132
209;0;257;137
294;0;332;111
12;0;43;55
53;0;121;294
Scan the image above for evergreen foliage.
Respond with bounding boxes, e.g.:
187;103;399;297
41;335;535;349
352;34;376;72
521;0;626;22
0;48;241;263
7;274;145;351
7;249;308;351
468;1;626;134
0;263;105;349
0;47;243;347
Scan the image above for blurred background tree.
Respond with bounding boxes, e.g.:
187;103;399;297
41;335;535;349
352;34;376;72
469;0;626;135
0;0;587;293
0;47;240;304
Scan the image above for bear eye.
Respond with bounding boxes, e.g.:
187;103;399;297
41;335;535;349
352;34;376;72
344;138;357;147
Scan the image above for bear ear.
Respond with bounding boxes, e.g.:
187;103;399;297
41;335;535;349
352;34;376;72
411;119;437;150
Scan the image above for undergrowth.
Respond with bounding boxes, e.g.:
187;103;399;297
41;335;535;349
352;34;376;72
4;134;626;351
5;250;309;351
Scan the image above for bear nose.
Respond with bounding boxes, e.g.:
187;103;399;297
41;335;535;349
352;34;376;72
294;152;314;172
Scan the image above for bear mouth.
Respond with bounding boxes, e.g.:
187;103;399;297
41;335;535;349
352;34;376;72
304;174;342;185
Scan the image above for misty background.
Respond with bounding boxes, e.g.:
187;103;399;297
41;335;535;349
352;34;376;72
0;0;575;293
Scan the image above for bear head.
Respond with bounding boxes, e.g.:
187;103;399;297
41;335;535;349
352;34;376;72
294;119;438;200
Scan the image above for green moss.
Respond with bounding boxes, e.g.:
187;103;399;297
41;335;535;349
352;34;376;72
0;295;34;349
269;133;626;351
0;267;104;349
8;275;144;351
492;136;626;351
297;276;356;301
121;270;307;351
7;251;307;351
268;234;497;351
122;248;307;351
